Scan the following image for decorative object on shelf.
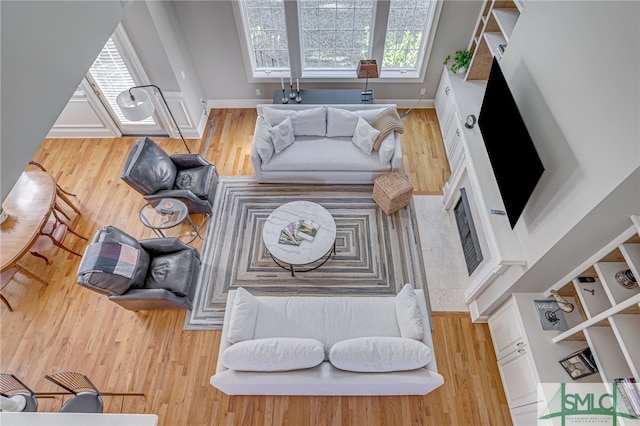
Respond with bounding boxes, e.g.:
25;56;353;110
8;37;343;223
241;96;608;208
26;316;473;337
289;76;296;100
295;78;302;103
559;347;598;380
116;84;191;153
356;59;378;102
614;377;640;416
443;50;472;74
550;290;575;312
465;114;476;129
615;269;637;289
533;299;568;331
281;89;288;104
0;206;7;224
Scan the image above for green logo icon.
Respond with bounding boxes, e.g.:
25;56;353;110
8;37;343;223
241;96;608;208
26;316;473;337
540;383;639;425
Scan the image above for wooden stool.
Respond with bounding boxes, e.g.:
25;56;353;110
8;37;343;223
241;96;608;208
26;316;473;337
372;171;414;215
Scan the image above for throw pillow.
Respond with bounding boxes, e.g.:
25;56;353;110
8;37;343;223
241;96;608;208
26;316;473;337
263;106;326;136
253;116;274;164
329;337;432;372
326;107;389;137
221;338;325;372
352;117;380;155
326;107;359;137
268;117;295;154
377;133;396;165
174;166;211;198
144;249;195;297
227;287;258;343
395;283;424;340
372;108;405;150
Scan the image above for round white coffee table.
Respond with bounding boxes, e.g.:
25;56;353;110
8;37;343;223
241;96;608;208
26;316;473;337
262;201;337;277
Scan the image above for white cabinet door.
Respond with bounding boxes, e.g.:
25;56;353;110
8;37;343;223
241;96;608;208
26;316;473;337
498;345;539;408
434;69;456;142
510;402;540;426
488;298;526;360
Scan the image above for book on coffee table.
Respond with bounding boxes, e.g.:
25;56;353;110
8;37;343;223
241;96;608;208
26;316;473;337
279;229;300;245
297;219;320;240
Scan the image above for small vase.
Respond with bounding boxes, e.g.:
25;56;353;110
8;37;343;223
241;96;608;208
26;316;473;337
615;269;637;289
456;67;467;75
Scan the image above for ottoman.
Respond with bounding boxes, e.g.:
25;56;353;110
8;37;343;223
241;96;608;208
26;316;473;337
372;171;414;215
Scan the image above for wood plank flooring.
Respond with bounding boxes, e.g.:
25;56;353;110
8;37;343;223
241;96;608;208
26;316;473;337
0;108;510;425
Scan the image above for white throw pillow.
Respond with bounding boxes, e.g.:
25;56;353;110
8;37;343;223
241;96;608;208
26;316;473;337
227;287;258;343
329;337;432;372
395;283;424;340
268;117;295;153
222;338;325;372
254;116;274;164
352;117;380;155
326;107;359;137
377;133;396;164
263;107;326;136
326;107;388;137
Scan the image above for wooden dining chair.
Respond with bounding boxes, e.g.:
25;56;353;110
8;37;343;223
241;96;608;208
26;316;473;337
0;373;39;412
28;161;82;217
0;266;48;312
29;208;87;265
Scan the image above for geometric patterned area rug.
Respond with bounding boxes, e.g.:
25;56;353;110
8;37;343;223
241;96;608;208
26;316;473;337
184;176;431;330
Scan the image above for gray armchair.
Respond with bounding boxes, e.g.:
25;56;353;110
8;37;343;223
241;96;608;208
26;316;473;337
77;226;201;311
121;137;218;214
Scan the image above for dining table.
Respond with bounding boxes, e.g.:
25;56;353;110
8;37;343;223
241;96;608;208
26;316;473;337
1;171;57;283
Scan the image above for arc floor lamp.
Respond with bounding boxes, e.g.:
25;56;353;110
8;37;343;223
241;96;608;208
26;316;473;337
116;84;191;153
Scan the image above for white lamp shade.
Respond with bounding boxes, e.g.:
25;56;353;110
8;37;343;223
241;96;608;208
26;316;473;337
116;87;155;121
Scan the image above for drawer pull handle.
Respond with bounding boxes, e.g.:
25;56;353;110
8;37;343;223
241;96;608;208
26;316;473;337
518;349;525;354
445;87;450;95
456;129;460;136
516;342;524;347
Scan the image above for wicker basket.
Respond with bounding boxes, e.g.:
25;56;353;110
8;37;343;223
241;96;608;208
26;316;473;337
372;171;414;215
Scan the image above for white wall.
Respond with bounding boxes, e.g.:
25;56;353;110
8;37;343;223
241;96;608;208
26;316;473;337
0;0;129;200
472;1;640;317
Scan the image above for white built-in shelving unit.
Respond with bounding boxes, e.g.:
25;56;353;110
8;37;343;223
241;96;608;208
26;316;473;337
466;0;523;81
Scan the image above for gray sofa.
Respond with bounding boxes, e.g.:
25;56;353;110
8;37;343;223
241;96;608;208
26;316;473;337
251;104;404;184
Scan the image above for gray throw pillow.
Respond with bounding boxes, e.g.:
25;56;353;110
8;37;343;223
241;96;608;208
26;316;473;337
174;166;211;198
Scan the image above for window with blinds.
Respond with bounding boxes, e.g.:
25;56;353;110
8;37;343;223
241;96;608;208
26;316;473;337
89;38;156;125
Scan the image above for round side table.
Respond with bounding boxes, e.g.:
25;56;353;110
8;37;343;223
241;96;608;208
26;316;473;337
139;198;200;244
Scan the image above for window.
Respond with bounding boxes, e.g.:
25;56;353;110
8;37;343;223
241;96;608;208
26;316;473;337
235;0;440;81
243;0;289;70
89;37;156;125
299;0;373;69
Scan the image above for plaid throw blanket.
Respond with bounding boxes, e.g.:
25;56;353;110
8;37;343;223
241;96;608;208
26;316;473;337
78;242;140;279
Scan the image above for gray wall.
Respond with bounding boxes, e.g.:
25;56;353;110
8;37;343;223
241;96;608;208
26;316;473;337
0;0;129;200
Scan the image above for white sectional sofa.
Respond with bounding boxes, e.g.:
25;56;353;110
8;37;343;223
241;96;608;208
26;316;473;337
250;104;404;184
210;285;444;396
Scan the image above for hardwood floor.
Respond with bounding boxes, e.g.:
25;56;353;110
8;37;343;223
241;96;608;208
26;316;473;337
0;108;511;425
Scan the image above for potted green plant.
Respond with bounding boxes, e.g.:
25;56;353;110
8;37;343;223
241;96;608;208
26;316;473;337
444;50;472;74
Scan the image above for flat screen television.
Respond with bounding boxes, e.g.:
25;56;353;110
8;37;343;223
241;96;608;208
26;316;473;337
478;58;544;229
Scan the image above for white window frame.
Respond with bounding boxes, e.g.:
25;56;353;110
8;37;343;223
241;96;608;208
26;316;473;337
233;0;443;83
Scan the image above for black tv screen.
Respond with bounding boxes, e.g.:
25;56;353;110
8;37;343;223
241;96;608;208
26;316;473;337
478;59;544;229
